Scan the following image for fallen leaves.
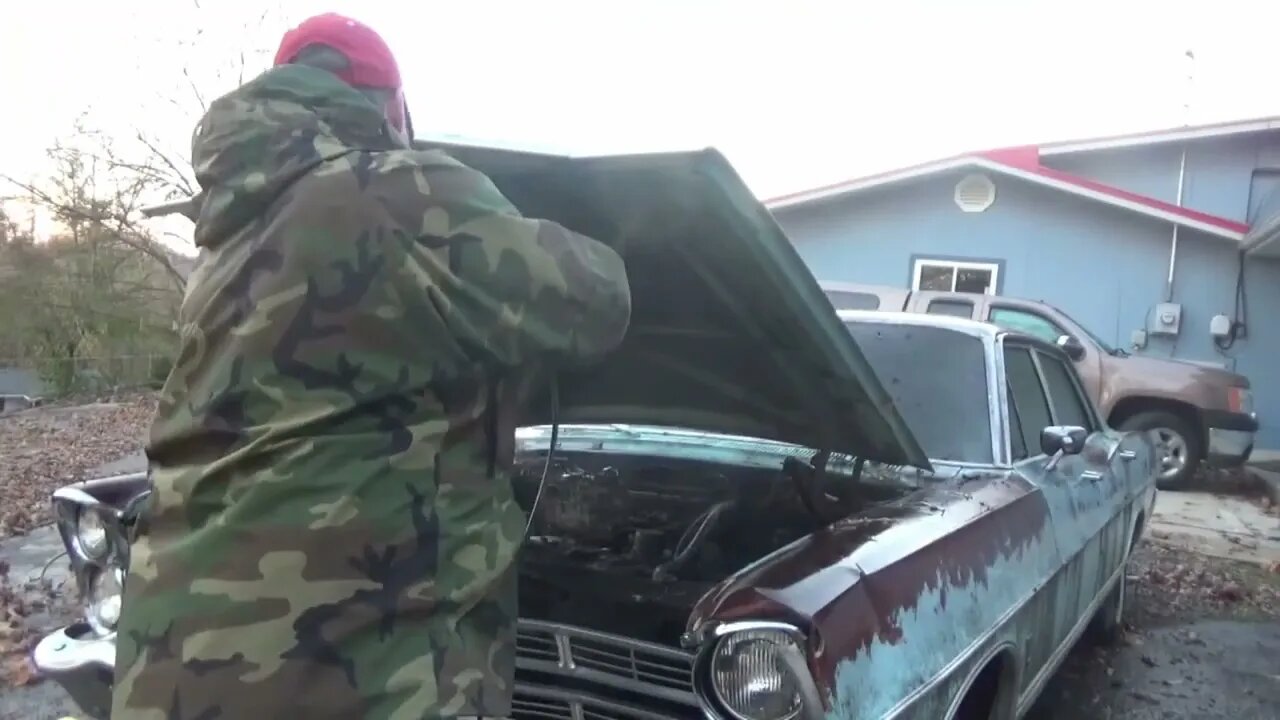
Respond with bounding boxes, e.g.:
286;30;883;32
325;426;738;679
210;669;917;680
0;395;150;688
1130;539;1280;627
0;561;77;689
0;392;154;537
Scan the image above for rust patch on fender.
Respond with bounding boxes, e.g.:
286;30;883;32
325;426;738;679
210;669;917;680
811;480;1049;683
687;474;1051;691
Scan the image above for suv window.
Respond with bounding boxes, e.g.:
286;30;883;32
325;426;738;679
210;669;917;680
845;321;992;463
826;290;881;311
1004;346;1052;458
926;299;974;318
989;306;1068;344
1037;352;1093;430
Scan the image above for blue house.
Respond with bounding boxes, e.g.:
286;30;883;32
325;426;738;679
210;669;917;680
767;117;1280;452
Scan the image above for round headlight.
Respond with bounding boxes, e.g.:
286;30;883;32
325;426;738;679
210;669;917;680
87;566;124;634
76;509;110;560
710;629;803;720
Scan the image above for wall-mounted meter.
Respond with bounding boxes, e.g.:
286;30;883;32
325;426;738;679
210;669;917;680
1148;303;1182;337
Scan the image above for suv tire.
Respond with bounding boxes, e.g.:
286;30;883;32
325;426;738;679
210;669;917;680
1118;411;1202;490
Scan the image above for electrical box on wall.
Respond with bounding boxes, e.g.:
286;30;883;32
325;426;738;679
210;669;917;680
1148;303;1182;337
1210;314;1232;339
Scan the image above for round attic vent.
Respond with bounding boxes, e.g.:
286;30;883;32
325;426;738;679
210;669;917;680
954;173;996;212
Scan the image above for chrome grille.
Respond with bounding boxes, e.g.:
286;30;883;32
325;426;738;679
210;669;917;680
515;619;698;720
514;684;694;720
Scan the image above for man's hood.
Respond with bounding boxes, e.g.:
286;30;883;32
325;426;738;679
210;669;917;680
422;140;931;468
188;65;394;248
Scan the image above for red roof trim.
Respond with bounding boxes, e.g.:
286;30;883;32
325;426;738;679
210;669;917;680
766;145;1250;240
972;148;1250;234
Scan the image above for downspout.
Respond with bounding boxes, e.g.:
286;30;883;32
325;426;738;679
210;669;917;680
1166;48;1195;302
1164;146;1188;302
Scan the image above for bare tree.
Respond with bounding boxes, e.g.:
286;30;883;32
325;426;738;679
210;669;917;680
1;2;289;292
3;124;190;292
0;2;290;392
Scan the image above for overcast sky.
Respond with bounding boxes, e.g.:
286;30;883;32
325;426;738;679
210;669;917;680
4;0;1280;240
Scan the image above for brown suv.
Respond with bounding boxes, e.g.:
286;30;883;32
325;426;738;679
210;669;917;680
821;282;1258;489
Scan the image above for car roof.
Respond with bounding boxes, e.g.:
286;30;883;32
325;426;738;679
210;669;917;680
837;309;1000;338
836;309;1069;358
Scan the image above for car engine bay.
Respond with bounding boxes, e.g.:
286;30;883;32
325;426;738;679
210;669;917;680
510;447;912;646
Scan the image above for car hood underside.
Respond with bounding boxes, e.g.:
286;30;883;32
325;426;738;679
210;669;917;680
427;141;929;468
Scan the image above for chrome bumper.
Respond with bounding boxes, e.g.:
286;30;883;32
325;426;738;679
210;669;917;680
34;619;703;720
1207;427;1255;466
32;623;115;720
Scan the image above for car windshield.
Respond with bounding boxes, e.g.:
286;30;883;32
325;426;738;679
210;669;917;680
844;321;993;464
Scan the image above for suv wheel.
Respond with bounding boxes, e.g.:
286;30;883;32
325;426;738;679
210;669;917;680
1118;411;1202;490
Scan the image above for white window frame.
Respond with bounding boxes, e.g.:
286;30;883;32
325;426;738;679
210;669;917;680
911;258;1000;294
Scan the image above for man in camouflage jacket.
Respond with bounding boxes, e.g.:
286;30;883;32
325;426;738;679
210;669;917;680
112;14;631;720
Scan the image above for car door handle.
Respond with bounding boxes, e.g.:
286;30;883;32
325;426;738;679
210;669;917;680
1118;450;1136;462
1081;471;1105;482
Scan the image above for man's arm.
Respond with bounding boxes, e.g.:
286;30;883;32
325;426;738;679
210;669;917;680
387;152;632;368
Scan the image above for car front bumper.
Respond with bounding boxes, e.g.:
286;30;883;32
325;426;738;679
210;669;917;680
32;623;115;720
33;618;713;720
1203;410;1259;467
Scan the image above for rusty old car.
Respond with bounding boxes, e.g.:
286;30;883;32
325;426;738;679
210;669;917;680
34;143;1156;720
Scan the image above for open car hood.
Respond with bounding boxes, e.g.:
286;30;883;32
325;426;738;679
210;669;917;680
434;141;931;467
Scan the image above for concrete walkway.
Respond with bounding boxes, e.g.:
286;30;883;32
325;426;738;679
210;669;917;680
1149;490;1280;566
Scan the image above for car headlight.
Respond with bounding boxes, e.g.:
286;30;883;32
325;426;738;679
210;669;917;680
75;508;110;561
710;629;803;720
86;565;124;634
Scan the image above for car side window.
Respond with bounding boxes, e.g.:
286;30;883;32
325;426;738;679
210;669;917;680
989;307;1068;344
927;299;974;318
826;290;881;311
1036;352;1094;431
1004;346;1053;457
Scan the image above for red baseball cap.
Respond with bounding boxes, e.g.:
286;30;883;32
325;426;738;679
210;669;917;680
274;13;407;132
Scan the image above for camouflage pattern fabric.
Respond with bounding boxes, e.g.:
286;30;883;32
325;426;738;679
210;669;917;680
112;65;631;720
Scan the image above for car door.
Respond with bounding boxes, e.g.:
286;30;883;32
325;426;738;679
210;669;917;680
1032;348;1131;600
1002;340;1120;682
1002;342;1084;659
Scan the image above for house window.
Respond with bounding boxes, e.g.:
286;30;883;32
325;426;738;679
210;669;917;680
912;259;1000;294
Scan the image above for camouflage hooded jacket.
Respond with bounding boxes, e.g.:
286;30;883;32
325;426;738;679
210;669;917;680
112;65;631;720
